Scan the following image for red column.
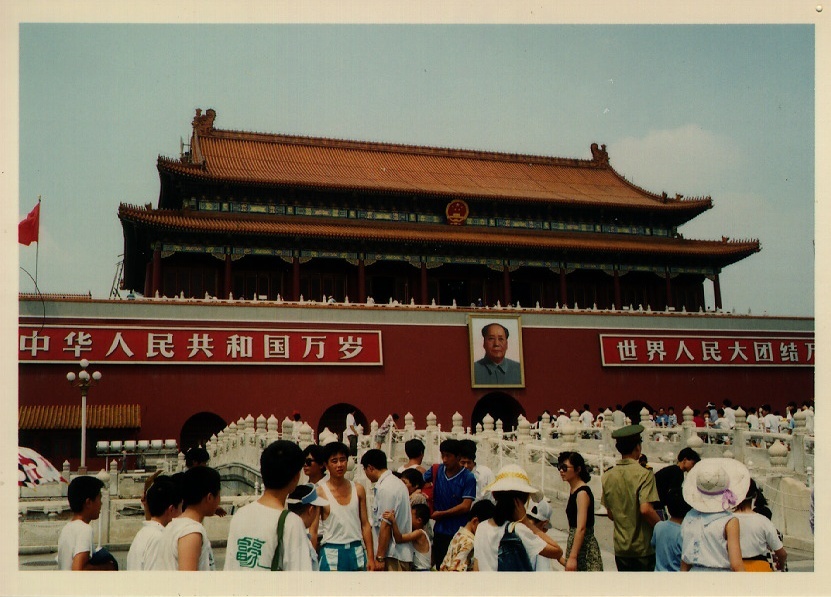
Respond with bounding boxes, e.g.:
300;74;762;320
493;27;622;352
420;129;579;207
559;267;567;307
420;262;428;305
358;259;367;303
613;268;621;309
151;247;161;297
665;269;674;309
713;274;722;311
292;257;300;301
224;254;232;299
502;265;512;306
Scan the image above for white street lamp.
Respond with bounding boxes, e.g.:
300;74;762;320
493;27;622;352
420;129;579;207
67;360;102;473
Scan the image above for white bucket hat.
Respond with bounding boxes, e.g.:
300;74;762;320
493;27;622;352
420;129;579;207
486;464;541;500
682;457;750;513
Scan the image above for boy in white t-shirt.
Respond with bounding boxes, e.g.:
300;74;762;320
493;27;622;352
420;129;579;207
225;440;314;571
148;466;221;570
126;475;183;570
57;476;116;571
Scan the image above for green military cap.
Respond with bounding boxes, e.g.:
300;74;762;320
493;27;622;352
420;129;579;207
611;424;644;439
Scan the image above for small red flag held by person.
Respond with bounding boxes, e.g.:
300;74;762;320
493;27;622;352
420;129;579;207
19;202;40;246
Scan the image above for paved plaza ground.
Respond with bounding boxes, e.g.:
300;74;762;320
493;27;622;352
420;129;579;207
18;493;813;572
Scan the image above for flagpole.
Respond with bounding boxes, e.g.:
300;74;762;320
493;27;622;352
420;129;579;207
35;196;41;287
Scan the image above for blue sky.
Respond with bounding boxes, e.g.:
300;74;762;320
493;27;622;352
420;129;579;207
16;23;815;316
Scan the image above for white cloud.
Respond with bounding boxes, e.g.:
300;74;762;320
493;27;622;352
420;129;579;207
609;125;744;198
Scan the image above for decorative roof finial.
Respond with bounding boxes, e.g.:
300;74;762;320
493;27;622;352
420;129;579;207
590;142;609;165
192;108;216;135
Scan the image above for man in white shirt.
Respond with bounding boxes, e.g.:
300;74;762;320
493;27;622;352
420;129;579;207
723;399;736;429
579;404;595;428
361;449;414;571
762;404;780;434
344;409;358;456
556;409;571;434
612;405;626;427
126;476;182;570
802;402;815;433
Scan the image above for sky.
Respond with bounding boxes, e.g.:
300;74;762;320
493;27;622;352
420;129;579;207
14;22;816;317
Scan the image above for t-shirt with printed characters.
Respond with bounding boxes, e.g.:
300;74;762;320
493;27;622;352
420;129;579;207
224;501;312;571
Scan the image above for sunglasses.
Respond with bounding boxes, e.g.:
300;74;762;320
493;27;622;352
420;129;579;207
557;464;573;472
304;459;316;466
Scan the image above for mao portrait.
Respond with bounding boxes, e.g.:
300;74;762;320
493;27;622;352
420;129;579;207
469;316;525;388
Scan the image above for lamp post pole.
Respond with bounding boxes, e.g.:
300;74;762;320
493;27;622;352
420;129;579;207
67;359;102;474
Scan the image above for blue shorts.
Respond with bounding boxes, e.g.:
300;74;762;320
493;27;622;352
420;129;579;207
318;540;367;571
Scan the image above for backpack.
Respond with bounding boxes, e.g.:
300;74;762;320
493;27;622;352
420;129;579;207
422;463;439;514
497;522;533;571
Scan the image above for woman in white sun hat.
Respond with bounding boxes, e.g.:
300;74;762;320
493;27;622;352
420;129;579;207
680;457;749;572
472;464;563;571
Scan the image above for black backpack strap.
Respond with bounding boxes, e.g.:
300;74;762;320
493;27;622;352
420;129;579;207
270;509;290;571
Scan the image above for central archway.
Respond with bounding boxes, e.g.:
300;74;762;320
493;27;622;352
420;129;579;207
471;392;526;433
180;411;227;452
317;403;369;440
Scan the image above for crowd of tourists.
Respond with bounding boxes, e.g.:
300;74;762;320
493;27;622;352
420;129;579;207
57;418;796;572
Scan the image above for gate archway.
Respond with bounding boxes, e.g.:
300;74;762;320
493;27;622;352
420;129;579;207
318;403;369;440
180;411;227;452
622;400;654;426
471;392;525;433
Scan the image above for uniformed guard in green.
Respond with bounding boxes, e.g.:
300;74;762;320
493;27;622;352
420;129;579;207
601;424;661;571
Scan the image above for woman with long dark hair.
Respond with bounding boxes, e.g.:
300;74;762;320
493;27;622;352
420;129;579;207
558;451;603;571
471;464;563;571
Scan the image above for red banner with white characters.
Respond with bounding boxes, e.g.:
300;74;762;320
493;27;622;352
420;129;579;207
599;334;814;367
19;325;383;365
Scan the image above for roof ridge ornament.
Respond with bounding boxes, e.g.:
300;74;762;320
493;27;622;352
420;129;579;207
590;142;609;166
192;108;216;135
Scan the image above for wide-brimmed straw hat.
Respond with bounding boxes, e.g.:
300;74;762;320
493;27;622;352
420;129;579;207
682;457;750;513
485;464;541;500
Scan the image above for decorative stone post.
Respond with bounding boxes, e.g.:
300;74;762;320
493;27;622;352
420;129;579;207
539;412;551;440
495;419;504;436
686;433;704;456
282;418;294;443
227;421;238;450
176;451;186;472
681;406;695;443
426;412;438;432
727;407;746;463
452;412;464;436
299;423;313;448
405;412;415;432
482;413;495;436
476;422;484;435
62;460;71;483
640;407;651;427
517;415;531;442
792;410;807;474
96;469;111;546
570;409;580;426
266;415;279;445
560;422;578;453
256;414;268;447
769;440;789;470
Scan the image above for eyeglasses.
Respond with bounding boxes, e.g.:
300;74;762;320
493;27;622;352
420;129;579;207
304;459;315;466
557;464;573;472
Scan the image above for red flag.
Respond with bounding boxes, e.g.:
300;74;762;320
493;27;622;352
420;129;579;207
19;202;40;246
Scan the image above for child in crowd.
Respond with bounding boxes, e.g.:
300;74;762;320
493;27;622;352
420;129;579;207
57;476;115;570
399;468;429;507
126;475;183;570
225;440;313;571
149;466;221;571
287;483;330;571
439;499;495;571
383;504;432;571
651;487;691;571
525;498;554;572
